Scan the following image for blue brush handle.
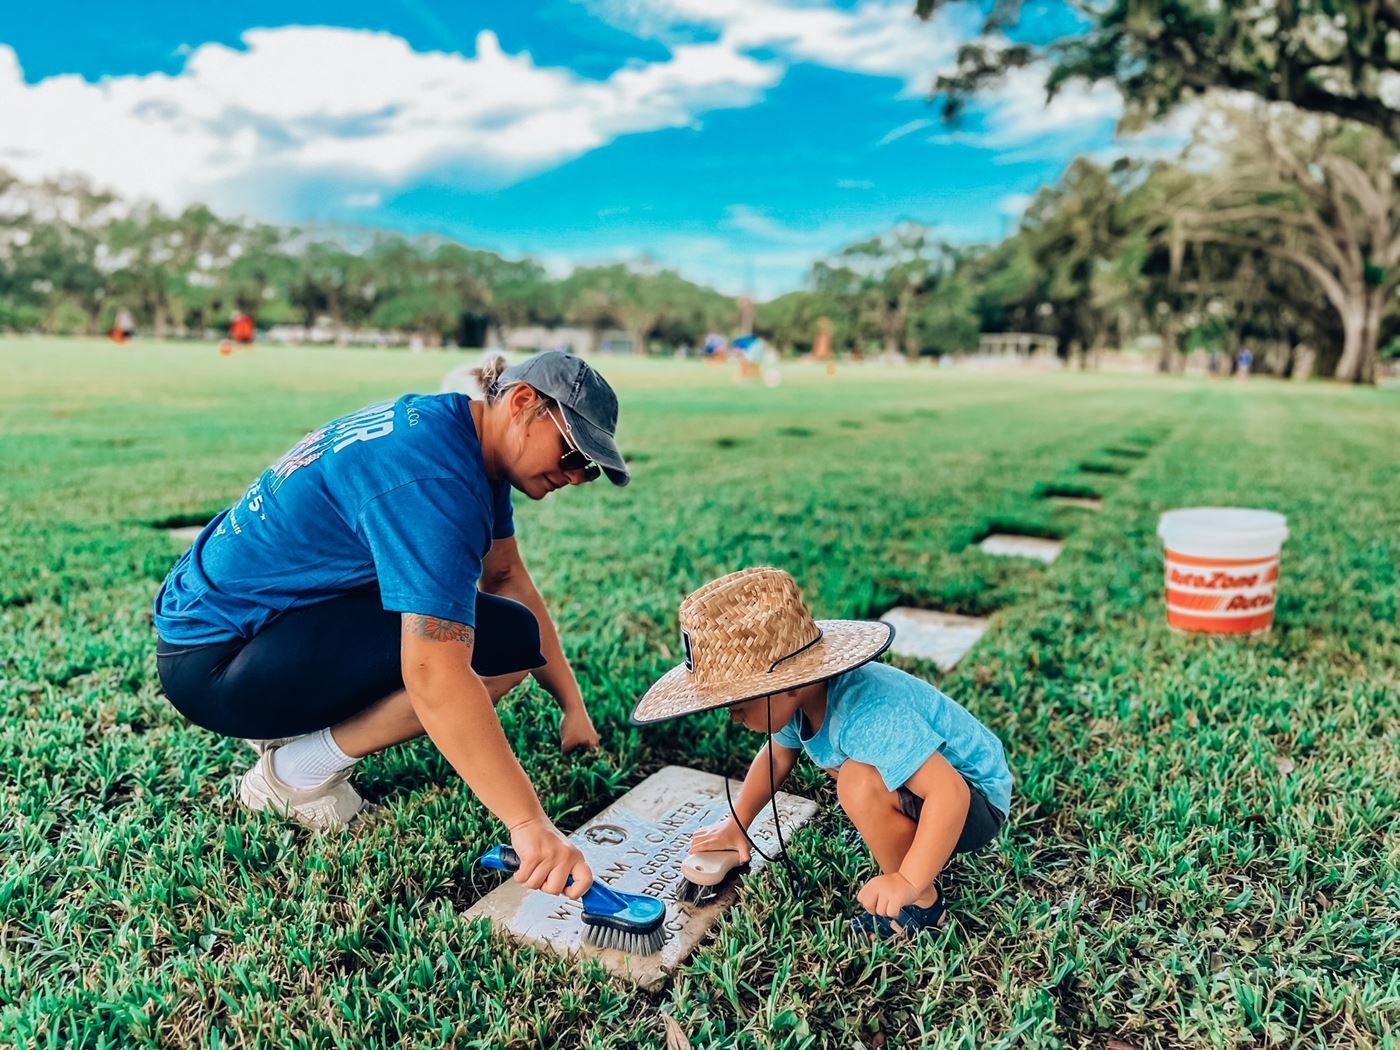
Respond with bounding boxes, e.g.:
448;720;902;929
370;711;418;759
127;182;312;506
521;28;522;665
479;844;634;918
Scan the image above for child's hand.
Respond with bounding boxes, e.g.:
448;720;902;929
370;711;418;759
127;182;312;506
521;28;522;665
857;873;919;917
689;819;751;862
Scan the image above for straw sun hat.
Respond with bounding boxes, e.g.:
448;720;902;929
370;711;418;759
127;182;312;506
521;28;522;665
631;567;894;725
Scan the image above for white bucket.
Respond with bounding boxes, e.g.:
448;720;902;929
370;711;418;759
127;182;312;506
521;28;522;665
1157;508;1289;634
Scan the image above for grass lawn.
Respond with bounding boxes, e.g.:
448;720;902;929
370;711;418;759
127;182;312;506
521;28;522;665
1;337;1397;1048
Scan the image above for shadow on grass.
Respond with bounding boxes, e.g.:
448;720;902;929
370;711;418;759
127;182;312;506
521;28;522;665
1033;481;1103;501
150;511;220;529
860;576;1005;619
1078;460;1130;476
969;517;1067;544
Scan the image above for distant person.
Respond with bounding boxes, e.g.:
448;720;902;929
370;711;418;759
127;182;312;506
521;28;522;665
111;307;135;344
633;568;1011;940
229;312;256;345
152;351;630;902
732;334;772;383
1237;346;1253;380
1209;349;1224;376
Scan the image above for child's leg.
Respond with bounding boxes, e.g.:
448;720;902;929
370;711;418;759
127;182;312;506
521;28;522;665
836;756;969;907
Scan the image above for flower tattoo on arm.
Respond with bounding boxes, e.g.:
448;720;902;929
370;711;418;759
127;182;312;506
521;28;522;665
403;614;476;646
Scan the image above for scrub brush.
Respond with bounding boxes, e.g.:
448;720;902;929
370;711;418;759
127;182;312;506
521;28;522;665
478;844;669;955
677;849;748;905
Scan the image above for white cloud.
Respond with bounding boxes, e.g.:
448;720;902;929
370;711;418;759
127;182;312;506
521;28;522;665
878;117;935;146
591;3;1128;155
554;216;869;298
723;204;872;250
725;204;808;241
935;64;1123;159
985;66;1122;143
997;192;1033;219
343;191;383;208
584;0;978;94
0;26;779;211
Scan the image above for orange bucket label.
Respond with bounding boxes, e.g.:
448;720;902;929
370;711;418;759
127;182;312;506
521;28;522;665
1164;549;1281;634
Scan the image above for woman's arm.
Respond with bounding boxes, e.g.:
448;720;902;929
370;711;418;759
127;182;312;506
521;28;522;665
480;537;598;750
400;612;593;897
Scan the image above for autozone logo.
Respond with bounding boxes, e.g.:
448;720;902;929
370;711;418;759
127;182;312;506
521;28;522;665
1226;592;1275;611
1169;568;1260;588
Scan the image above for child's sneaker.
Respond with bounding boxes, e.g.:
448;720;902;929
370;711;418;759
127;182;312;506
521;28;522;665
237;749;367;830
849;883;948;941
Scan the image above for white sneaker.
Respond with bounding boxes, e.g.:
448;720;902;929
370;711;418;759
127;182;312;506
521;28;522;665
245;736;297;755
237;750;367;831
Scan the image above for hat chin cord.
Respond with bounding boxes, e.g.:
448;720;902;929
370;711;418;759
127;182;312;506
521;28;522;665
720;694;806;897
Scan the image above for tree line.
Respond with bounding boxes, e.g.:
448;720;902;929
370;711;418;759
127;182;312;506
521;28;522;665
0;171;735;355
758;106;1398;382
1;115;1394;380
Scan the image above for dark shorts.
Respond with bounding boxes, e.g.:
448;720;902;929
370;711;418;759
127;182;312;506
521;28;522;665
156;587;544;740
898;778;1007;855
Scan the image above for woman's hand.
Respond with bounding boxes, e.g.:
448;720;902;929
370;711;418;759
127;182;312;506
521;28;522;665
689;818;751;862
559;706;600;752
509;816;593;899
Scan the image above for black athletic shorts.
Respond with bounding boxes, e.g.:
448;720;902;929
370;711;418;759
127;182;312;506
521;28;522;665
156;587;545;740
898;778;1007;855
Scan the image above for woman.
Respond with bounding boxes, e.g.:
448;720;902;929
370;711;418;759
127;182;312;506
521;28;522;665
153;350;627;901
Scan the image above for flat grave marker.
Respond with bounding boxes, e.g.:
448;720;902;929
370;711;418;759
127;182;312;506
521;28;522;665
465;765;818;991
978;533;1063;563
165;525;206;543
880;608;989;671
1049;495;1103;511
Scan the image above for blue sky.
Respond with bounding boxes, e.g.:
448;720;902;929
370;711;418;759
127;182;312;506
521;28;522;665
0;1;1131;297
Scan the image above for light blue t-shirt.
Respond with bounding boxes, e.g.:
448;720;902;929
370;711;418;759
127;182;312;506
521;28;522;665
773;661;1012;816
153;393;514;645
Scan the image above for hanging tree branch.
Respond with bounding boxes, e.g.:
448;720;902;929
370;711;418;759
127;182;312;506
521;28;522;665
916;0;1400;140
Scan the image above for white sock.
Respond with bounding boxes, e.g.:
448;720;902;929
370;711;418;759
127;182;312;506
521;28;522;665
271;728;358;790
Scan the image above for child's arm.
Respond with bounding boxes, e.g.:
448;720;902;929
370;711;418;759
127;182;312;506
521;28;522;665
857;751;969;916
895;751;970;894
725;739;801;828
690;740;801;858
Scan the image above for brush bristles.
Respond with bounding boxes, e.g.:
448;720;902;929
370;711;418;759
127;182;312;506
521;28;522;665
678;879;719;905
582;924;667;955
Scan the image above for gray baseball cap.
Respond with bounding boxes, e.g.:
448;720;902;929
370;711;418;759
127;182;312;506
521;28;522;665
501;351;630;486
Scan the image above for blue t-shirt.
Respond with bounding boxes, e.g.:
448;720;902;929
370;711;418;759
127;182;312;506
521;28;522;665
153;393;514;645
773;661;1012;817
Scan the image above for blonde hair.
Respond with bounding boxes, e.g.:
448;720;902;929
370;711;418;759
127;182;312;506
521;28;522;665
470;351;556;419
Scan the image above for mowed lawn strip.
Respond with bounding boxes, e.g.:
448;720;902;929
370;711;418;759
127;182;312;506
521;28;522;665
1;339;1397;1048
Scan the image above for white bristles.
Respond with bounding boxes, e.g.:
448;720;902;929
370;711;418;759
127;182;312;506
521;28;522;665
582;924;667;955
678;879;722;905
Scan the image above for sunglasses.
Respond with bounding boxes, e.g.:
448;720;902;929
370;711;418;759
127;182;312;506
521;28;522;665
546;408;602;482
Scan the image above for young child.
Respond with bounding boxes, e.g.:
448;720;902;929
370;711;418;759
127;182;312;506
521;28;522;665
631;567;1012;939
